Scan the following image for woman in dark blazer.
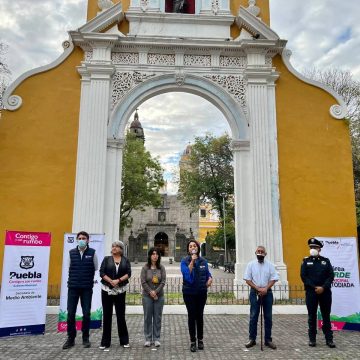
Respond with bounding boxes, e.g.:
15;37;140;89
99;240;131;351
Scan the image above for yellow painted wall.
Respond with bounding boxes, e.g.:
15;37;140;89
273;55;357;286
198;223;218;242
0;48;83;289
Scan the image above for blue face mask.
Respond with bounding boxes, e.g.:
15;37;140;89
77;239;87;248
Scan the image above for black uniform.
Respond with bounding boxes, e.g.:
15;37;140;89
300;255;334;342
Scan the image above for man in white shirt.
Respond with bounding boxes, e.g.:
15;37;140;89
243;246;279;350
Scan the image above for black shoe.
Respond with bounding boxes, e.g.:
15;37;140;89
83;338;91;348
190;342;197;352
245;339;256;348
265;341;277;350
198;340;204;350
62;338;75;350
326;341;336;348
308;341;316;347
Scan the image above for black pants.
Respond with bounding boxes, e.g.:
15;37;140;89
67;287;93;340
101;290;129;347
305;289;333;342
183;292;207;342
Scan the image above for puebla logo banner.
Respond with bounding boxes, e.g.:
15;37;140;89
317;237;360;331
0;231;51;337
58;233;104;332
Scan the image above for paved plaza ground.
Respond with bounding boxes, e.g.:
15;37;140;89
1;261;358;359
0;313;359;360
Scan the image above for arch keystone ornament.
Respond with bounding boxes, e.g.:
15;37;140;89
0;0;354;292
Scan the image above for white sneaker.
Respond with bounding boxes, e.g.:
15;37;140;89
123;344;130;348
144;341;151;347
103;348;110;352
99;346;106;350
154;341;161;347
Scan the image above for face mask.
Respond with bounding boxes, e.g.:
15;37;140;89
78;239;87;248
256;254;265;262
310;248;319;257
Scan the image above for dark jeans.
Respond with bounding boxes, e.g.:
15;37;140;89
305;289;333;342
248;289;273;342
183;292;207;342
67;287;93;340
101;290;129;347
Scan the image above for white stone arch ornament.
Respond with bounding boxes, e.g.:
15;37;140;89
3;2;348;294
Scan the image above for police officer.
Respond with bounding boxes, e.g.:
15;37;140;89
300;238;335;348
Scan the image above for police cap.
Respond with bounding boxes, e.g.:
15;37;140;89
307;238;323;248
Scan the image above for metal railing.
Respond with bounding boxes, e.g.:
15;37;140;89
45;279;306;306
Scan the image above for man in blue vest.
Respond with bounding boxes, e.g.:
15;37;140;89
62;231;98;349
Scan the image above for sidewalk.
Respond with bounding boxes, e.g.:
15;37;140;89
0;314;358;360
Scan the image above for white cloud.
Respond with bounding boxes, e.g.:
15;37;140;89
270;0;360;78
128;93;230;193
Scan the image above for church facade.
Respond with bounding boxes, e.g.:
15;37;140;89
0;0;356;289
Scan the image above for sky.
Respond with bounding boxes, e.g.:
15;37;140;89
1;0;359;193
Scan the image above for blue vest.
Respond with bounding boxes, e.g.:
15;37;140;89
68;246;95;289
182;256;208;295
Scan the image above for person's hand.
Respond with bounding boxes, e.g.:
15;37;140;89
111;279;120;287
206;278;213;288
315;286;324;294
150;290;157;299
258;287;268;296
191;253;198;262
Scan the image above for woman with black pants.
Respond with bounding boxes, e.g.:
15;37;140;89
181;240;212;352
99;240;131;351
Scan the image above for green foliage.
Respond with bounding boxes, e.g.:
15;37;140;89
206;221;235;251
120;132;164;234
178;133;234;219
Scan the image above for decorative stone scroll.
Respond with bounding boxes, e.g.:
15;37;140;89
219;56;247;68
84;51;93;61
247;0;260;17
204;74;247;110
112;52;139;64
265;56;272;66
112;71;155;107
148;53;175;66
184;54;211;67
212;0;220;15
140;0;148;11
98;0;114;11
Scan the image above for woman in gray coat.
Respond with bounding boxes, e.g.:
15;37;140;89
140;247;166;347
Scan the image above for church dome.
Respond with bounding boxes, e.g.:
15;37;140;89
129;110;145;141
130;110;143;130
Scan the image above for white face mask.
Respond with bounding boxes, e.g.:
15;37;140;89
310;248;319;257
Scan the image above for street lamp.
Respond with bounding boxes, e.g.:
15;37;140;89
222;195;227;263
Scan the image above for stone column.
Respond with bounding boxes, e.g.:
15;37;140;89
232;140;255;297
103;138;125;252
72;41;115;235
244;52;288;293
267;71;288;286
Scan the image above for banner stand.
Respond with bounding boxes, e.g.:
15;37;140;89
0;231;51;337
317;237;360;332
58;233;104;332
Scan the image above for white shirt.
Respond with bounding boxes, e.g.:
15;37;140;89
243;259;279;287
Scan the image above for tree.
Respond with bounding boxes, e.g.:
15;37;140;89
120;132;164;234
206;219;235;252
178;133;234;220
304;68;360;223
